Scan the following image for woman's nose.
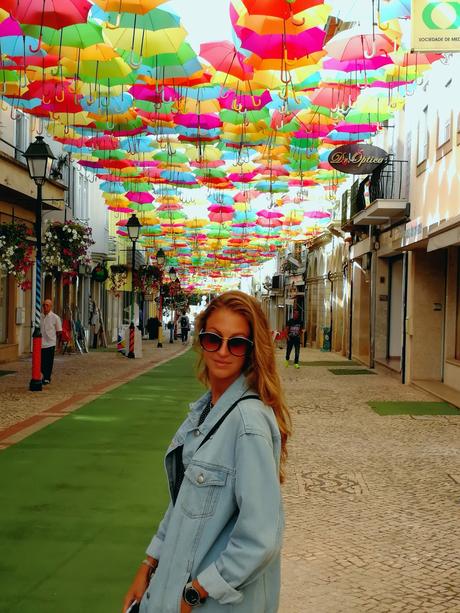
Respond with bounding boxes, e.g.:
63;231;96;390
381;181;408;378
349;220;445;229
217;338;231;356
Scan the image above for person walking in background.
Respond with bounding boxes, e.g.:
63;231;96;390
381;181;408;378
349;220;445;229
40;299;62;385
180;310;190;344
284;309;304;369
122;290;291;613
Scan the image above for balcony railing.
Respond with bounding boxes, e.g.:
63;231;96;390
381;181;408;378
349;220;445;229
341;157;409;229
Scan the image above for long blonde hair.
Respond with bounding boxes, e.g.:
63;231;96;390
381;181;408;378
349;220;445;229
194;291;291;482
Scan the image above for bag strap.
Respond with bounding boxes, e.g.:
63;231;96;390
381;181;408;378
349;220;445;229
197;394;259;452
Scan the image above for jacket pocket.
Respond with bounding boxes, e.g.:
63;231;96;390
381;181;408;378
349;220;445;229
180;462;228;519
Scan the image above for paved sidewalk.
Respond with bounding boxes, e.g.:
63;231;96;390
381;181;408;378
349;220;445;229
0;339;188;445
280;347;460;612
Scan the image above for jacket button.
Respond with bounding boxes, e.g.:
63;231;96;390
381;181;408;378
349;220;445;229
194;429;200;437
197;473;205;484
146;592;150;599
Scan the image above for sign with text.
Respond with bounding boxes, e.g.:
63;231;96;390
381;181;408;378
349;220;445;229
403;218;424;246
411;0;460;51
328;144;388;175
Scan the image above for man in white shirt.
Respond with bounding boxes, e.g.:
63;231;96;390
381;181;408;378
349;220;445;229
41;299;62;385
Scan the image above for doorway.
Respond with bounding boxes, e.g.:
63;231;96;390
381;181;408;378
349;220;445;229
387;256;404;370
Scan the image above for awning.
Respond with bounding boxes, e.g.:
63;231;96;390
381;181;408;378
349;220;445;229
353;199;409;226
427;226;460;252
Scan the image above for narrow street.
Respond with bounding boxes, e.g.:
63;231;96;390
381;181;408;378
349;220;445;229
0;346;459;612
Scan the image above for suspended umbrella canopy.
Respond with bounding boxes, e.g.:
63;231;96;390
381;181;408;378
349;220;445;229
2;0;92;28
21;22;105;48
105;7;180;30
235;2;330;34
236;27;326;61
239;0;324;19
324;30;395;62
200;41;254;81
104;22;186;57
92;0;169;13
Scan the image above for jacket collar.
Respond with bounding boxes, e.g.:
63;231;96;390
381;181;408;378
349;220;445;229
187;374;251;435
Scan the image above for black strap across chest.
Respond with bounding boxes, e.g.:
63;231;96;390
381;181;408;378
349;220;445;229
171;394;259;505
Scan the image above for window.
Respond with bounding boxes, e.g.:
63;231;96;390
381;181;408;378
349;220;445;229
417;105;429;166
436;80;453;161
437;80;452;148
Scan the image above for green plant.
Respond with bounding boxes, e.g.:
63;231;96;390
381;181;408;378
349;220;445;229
43;221;94;274
0;222;34;290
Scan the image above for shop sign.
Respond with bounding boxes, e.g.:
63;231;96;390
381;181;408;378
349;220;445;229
328;144;388;175
411;0;460;52
402;218;423;246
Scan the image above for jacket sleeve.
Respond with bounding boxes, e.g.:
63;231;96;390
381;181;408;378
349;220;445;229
145;501;173;560
197;430;283;605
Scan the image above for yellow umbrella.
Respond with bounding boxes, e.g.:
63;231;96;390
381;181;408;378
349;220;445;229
92;0;169;13
104;26;186;57
236;4;332;35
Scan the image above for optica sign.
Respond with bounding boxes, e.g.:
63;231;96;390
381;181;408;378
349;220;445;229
328;144;389;175
411;0;460;51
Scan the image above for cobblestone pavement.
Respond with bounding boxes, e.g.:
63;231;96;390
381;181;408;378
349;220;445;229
0;339;187;432
279;347;460;613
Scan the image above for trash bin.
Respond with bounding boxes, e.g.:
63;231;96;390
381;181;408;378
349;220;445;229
321;326;331;352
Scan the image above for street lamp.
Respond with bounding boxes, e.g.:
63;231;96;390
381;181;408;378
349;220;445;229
168;269;180;343
24;136;55;392
127;213;142;358
155;248;165;347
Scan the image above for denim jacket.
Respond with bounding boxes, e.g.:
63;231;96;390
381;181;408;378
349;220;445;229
140;374;283;613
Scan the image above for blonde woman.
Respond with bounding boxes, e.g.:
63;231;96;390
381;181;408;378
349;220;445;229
123;291;291;613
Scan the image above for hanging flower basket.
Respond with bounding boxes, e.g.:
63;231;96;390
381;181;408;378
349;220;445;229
0;222;34;290
91;263;109;283
108;264;128;296
134;265;161;294
43;221;94;275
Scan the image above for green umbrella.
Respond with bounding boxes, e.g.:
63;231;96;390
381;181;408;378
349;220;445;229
22;22;105;48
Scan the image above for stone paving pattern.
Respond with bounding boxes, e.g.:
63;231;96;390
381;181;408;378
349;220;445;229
1;344;459;611
280;348;460;613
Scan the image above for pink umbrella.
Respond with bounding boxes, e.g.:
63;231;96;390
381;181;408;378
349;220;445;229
125;192;154;204
304;210;331;219
174;113;222;130
237;26;326;60
86;136;120;149
219;90;272;111
309;85;360;109
325;31;395;62
257;209;284;219
323;56;393;71
3;0;92;28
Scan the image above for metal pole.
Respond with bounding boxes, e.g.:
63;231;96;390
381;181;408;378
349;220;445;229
128;239;136;358
157;288;163;348
30;184;43;391
130;239;136;323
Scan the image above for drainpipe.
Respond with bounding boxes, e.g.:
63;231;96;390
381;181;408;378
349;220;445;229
327;270;333;352
303;249;309;346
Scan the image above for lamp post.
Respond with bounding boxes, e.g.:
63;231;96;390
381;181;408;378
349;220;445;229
168;267;177;343
127;213;142;358
24;136;55;392
155;248;165;348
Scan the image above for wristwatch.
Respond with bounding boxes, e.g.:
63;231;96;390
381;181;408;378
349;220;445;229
182;581;207;607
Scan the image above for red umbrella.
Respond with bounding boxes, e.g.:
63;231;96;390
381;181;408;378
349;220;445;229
200;41;254;81
240;0;324;19
2;0;92;29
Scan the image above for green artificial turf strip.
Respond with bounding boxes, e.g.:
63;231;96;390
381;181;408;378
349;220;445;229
329;368;377;375
0;349;203;613
299;360;359;367
369;401;460;416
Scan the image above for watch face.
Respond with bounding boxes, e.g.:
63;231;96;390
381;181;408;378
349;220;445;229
184;586;201;606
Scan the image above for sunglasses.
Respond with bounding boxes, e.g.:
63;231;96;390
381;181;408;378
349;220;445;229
199;331;254;357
